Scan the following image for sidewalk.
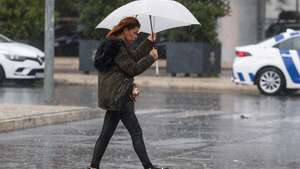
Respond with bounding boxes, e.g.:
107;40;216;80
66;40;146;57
54;72;256;91
0;104;103;133
54;57;256;91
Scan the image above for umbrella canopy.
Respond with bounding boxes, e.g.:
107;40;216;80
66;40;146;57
96;0;200;75
96;0;200;33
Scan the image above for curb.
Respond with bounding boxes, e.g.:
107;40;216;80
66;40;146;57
0;108;104;133
134;77;257;92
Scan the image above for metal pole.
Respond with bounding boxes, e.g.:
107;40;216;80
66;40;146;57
297;0;299;23
44;0;55;102
257;0;266;41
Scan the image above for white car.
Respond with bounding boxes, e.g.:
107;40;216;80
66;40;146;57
232;29;300;95
0;34;45;84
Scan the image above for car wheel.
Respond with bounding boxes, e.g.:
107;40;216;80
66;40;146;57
0;66;5;85
256;67;285;95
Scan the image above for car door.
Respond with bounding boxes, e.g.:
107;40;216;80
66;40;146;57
275;36;300;85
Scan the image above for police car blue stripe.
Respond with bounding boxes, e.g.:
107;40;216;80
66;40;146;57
290;32;300;36
249;73;255;82
238;72;245;81
280;49;300;84
275;34;284;42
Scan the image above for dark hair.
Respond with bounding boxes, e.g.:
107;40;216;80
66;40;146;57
106;16;141;38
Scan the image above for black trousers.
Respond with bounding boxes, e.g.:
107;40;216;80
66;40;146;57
90;110;153;169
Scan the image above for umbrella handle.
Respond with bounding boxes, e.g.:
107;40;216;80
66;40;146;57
149;15;159;76
155;60;159;75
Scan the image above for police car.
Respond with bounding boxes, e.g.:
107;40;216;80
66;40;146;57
232;29;300;95
0;34;45;84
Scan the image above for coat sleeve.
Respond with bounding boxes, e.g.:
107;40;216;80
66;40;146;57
131;39;153;62
114;46;155;77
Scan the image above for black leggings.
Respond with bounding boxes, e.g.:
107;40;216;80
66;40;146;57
90;110;153;169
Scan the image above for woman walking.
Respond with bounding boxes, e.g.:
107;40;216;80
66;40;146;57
88;17;168;169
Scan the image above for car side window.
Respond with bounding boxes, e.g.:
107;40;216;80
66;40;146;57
292;37;300;50
275;37;300;50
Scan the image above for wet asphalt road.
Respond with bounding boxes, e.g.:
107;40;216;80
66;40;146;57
1;85;300;169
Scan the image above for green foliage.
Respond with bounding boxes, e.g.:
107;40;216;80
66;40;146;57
79;0;131;39
56;0;80;17
167;0;231;43
0;0;45;41
80;0;231;43
0;0;230;43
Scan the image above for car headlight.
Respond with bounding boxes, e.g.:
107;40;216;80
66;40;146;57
4;54;27;62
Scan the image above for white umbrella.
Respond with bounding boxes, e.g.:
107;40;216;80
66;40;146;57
96;0;200;75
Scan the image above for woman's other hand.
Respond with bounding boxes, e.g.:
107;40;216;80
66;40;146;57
149;48;158;61
132;86;140;98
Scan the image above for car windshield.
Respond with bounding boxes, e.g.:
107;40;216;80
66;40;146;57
0;34;12;42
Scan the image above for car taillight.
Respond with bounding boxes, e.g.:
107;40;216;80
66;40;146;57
235;51;251;57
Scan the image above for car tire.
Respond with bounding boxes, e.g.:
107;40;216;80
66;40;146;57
256;67;285;96
0;66;5;85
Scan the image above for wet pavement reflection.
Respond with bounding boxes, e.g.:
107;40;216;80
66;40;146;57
0;85;300;169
